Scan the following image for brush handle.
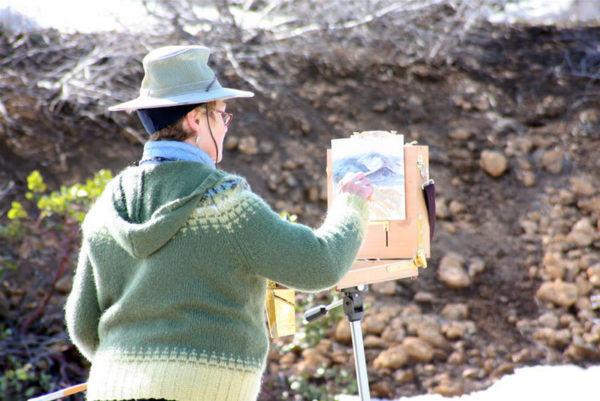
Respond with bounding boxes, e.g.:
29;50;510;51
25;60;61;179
28;383;87;401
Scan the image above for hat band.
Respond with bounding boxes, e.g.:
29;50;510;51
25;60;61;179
142;77;222;97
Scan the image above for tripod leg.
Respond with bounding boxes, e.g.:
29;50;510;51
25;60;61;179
342;287;371;401
350;320;371;401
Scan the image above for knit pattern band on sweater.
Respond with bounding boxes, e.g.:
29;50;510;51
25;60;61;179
88;347;262;401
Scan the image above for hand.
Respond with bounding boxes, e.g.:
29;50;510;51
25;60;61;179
338;172;374;200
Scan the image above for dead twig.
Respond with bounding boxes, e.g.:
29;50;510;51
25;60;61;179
0;180;15;204
224;45;267;94
20;222;79;335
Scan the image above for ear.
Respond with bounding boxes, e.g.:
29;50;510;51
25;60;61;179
184;109;200;132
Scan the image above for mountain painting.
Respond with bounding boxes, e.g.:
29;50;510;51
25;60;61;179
332;133;406;221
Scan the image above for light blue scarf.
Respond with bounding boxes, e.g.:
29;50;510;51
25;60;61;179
140;141;215;168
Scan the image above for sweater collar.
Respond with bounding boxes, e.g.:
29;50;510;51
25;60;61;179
140;141;216;168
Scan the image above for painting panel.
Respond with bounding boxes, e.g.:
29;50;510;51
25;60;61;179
331;133;405;221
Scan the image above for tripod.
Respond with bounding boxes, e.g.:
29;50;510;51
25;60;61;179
304;286;371;401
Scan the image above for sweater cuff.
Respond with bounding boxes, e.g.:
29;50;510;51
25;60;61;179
331;192;370;234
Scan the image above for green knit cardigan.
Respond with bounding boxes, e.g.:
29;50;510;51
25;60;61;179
65;161;368;401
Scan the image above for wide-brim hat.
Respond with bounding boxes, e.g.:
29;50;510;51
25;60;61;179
108;45;254;111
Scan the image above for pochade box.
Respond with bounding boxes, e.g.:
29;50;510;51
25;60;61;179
327;131;433;289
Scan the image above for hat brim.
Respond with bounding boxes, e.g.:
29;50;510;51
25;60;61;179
108;87;254;111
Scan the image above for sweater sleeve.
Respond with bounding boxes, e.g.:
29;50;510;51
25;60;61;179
226;189;369;292
64;241;101;361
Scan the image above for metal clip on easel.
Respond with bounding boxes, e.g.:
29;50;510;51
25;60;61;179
304;285;371;401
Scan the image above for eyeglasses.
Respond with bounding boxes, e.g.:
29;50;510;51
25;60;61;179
213;109;233;127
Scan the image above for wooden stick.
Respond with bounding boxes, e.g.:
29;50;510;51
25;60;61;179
28;383;87;401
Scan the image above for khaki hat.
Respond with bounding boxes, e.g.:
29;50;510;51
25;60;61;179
109;46;254;111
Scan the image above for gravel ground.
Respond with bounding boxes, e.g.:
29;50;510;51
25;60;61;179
338;364;600;401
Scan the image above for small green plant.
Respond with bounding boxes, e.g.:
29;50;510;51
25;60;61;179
0;356;54;400
282;290;343;352
1;169;113;280
3;169;113;231
28;169;113;223
0;202;27;241
287;366;359;401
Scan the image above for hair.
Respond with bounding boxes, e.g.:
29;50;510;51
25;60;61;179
150;101;218;142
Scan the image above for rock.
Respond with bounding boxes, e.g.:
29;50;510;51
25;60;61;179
486;112;525;134
536;95;566;118
448;128;472;141
438;252;470;289
402;337;434;363
570;175;597;197
296;348;331;373
55;275;73;294
536;280;579;307
558;189;575;205
587;263;600;287
372;100;389;113
433;381;464;397
402;304;422;316
335;320;352;344
379;304;404;321
468;257;486;277
442;321;476;340
406;315;434;336
414;291;435;303
506;137;534;156
435;198;451;219
447;350;467;365
417;323;450;350
279;352;296;367
534;327;572;348
371;280;397;295
583;323;600;344
520;170;536;187
520;219;538;235
463;367;485;379
441;303;469;320
566;218;596;248
492;362;515;379
393;369;414;384
371;381;394;399
259;140;275;154
282;159;299;170
315;338;333;355
362;314;387;335
578;109;600;125
373;346;408;370
449;200;466;214
224;135;239;150
575;274;593;296
541;150;564;174
306;185;320;202
564;342;600;362
577;196;600;215
364;334;386;348
480;150;508;177
381;324;406;344
576;296;593;311
511;348;533;363
330;349;348;364
542;251;566;280
538;312;560;329
238;135;259;155
370;381;394;399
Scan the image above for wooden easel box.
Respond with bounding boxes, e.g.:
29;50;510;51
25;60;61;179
327;145;431;289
